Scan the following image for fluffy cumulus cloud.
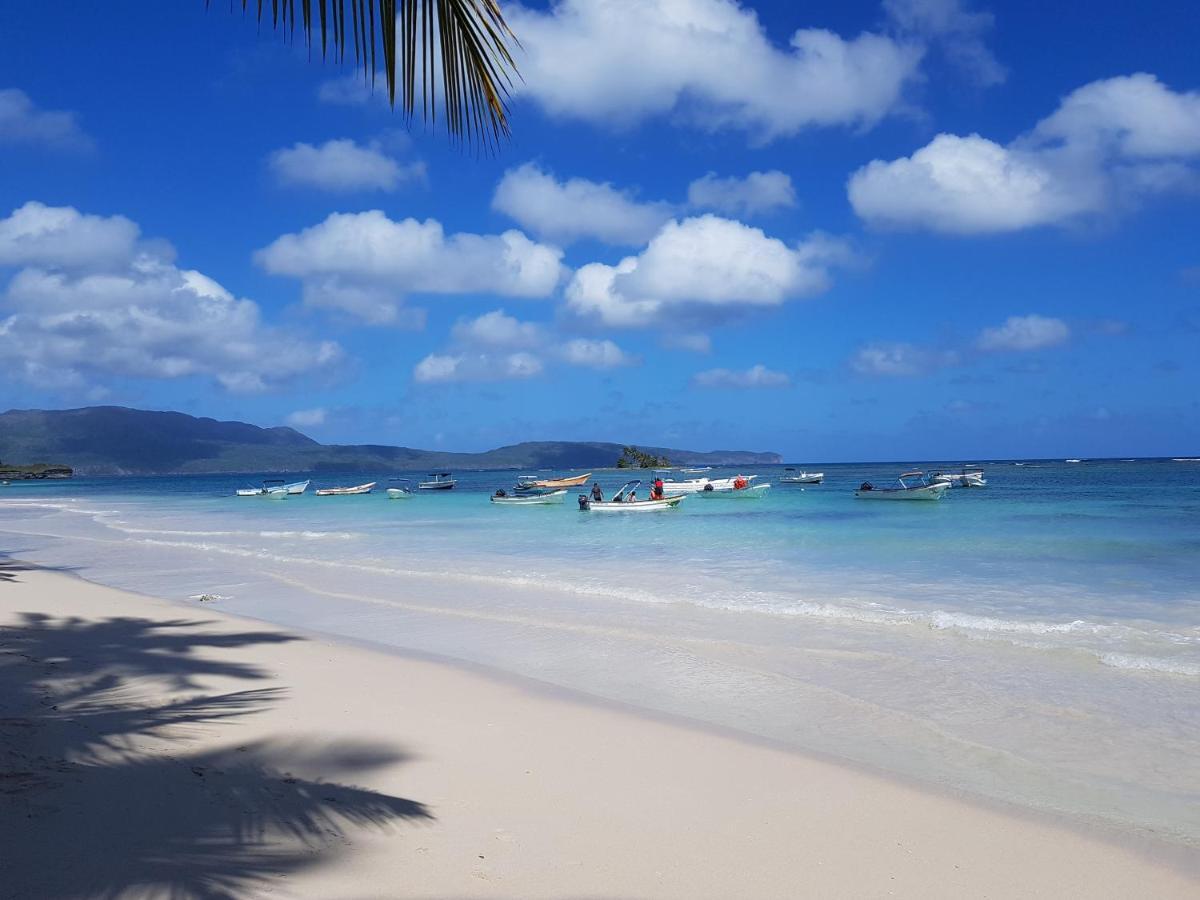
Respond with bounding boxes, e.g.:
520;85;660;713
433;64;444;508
883;0;1005;86
567;215;852;327
850;341;959;377
413;350;544;384
256;211;565;324
505;0;924;140
560;338;636;369
0;88;93;151
268;138;425;192
692;364;789;388
492;163;674;245
414;309;636;383
0;203;342;393
286;407;327;428
849;73;1200;233
976;314;1070;351
687;170;796;216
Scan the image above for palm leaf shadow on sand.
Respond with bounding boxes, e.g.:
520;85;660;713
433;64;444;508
0;611;432;899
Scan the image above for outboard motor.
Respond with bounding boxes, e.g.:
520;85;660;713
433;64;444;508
578;494;590;510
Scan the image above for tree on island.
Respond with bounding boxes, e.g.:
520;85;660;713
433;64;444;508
212;0;519;147
615;446;672;469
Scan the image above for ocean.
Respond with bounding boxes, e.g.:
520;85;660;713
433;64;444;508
3;459;1198;844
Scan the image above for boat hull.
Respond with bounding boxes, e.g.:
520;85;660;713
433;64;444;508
780;473;823;484
386;488;414;499
491;489;567;505
314;482;376;496
518;472;591;490
582;494;685;512
418;481;455;490
855;484;947;500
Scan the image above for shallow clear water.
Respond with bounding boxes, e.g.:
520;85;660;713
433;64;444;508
3;460;1199;843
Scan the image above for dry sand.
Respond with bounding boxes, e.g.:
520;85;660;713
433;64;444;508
2;562;1197;898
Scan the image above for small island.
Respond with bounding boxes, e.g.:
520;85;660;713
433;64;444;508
0;460;74;480
615;445;672;468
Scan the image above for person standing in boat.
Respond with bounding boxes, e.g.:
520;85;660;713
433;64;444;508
652;476;665;500
591;482;604;503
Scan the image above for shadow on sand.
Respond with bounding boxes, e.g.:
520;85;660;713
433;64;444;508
0;610;432;899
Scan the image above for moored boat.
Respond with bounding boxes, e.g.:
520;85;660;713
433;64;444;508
578;480;685;512
491;488;568;505
697;481;771;499
418;473;456;490
515;472;592;491
283;480;310;495
314;482;376;496
855;472;948;501
653;471;758;493
236;479;290;497
930;466;986;488
386;478;415;499
779;468;823;484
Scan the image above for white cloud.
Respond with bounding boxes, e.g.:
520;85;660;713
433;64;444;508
0;88;93;151
849;73;1200;233
0;204;342;393
883;0;1005;86
560;338;636;369
567;215;851;327
256;210;565;323
687;170;797;216
505;0;923;140
692;364;790;388
492;162;673;245
977;314;1070;351
286;408;327;428
450;309;544;349
850;341;959;376
0;201;141;270
412;350;543;384
268;138;424;192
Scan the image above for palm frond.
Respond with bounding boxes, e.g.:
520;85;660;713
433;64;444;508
213;0;519;147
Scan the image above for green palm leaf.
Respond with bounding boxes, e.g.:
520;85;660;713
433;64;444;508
214;0;519;146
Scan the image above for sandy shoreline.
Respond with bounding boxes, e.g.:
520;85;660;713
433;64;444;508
2;562;1197;898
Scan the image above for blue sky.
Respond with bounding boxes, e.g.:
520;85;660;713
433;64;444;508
1;0;1197;460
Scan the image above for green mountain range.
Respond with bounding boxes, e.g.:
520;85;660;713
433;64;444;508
0;407;781;475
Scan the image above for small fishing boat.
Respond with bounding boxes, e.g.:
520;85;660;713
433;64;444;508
779;468;823;484
855;472;948;501
930;466;986;488
386;478;415;499
236;479;290;497
653;471;757;493
578;480;685;512
283;480;310;495
491;488;568;505
419;472;456;490
315;481;376;496
515;472;592;491
697;481;771;499
1066;459;1084;463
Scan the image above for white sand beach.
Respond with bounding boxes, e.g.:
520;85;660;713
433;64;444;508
2;562;1197;899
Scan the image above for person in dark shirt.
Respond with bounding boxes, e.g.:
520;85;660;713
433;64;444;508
591;483;603;502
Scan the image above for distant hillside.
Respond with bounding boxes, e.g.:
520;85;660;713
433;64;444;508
0;407;781;475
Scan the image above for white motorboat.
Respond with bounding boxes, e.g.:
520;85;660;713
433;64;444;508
419;472;456;490
697;481;771;499
1066;459;1084;463
680;466;711;474
236;479;290;497
578;480;685;512
386;478;415;499
779;468;823;484
654;471;757;493
491;488;567;505
314;481;376;496
283;480;310;495
855;472;948;501
930;467;986;488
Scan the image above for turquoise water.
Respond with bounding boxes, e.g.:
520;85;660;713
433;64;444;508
3;460;1199;843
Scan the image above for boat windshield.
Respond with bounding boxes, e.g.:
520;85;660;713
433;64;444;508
614;480;641;500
